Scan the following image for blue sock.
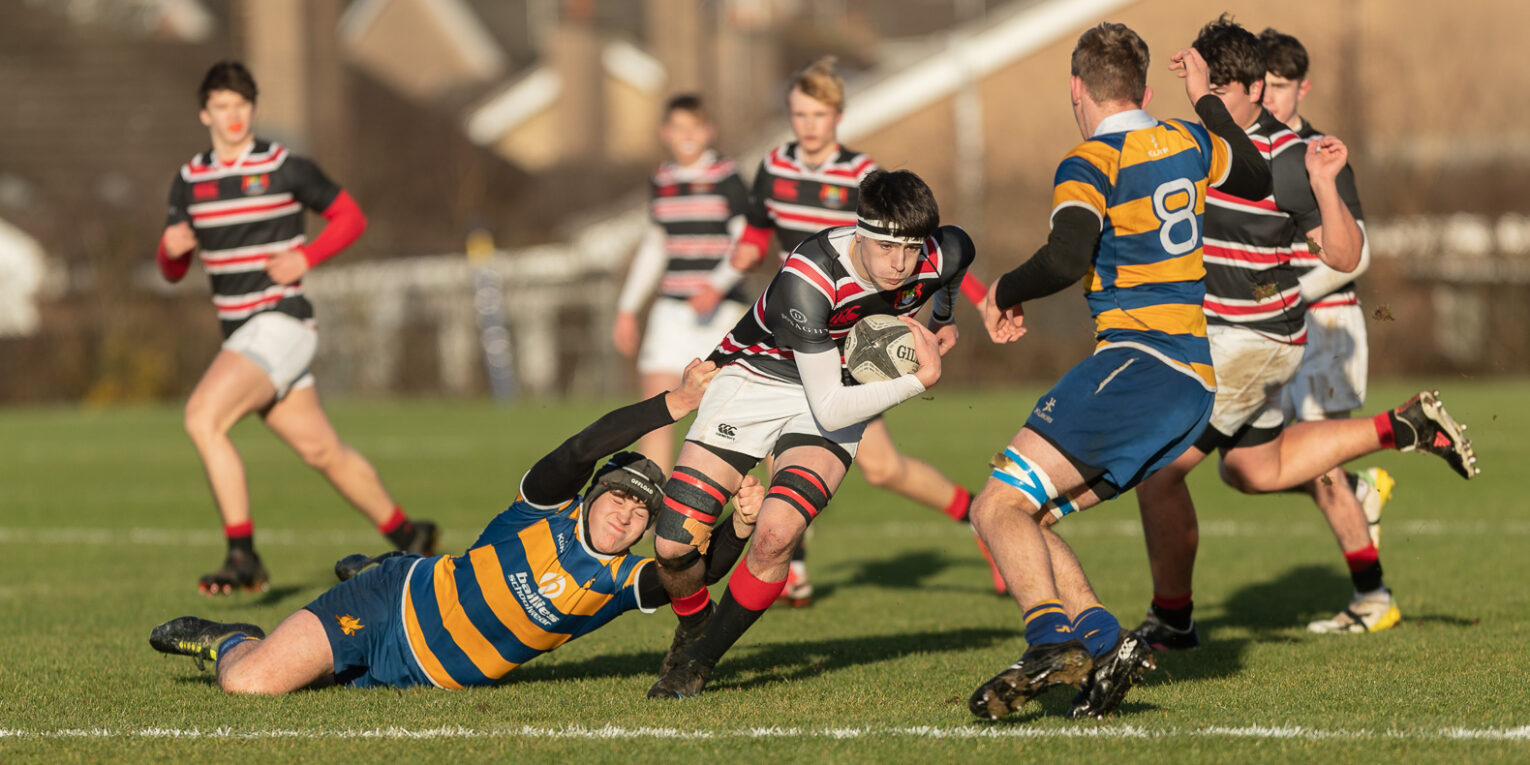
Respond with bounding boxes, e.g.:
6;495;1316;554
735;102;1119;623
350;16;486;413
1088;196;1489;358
1023;600;1074;645
215;633;257;669
1072;605;1122;657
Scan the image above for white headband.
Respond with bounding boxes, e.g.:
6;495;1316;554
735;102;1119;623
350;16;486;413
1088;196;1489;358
855;217;925;245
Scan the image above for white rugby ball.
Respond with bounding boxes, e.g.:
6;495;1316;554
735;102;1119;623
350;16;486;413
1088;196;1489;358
844;314;919;383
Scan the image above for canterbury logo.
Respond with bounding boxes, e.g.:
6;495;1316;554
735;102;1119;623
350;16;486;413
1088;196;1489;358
716;423;737;439
537;573;567;599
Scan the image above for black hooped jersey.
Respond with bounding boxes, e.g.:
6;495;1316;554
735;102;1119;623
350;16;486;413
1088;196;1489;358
709;225;976;384
1202;111;1323;344
1290;120;1366;309
650;152;750;302
746;142;878;258
164;140;340;337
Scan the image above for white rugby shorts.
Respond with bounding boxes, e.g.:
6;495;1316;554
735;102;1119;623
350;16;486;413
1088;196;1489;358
1206;324;1304;437
638;297;749;376
685;366;867;459
1282;302;1368;420
222;311;317;399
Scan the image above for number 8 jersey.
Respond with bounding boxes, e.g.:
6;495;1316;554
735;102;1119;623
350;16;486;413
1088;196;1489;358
1051;116;1230;390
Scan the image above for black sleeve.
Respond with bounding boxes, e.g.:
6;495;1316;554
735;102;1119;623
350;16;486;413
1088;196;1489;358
284;155;342;212
763;264;836;353
165;174;190;227
1336;163;1365;223
1195;95;1271;201
744;159;774;230
930;226;976;323
1270;148;1322;233
992;206;1101;310
520;393;675;506
633;512;750;607
722;170;750;219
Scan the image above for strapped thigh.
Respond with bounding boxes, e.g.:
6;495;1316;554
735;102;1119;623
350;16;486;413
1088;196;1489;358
767;465;832;525
989;447;1063;512
655;466;733;548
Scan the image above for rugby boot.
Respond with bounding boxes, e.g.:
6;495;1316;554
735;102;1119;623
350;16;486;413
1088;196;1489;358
197;548;269;596
1390;391;1479;478
403;520;439;555
1355;467;1395;550
149;616;265;671
1307;588;1402;634
660;601;715;677
335;550;407;582
774;560;813;607
969;640;1093;720
646;652;713;699
1067;630;1156;719
1135;609;1200;651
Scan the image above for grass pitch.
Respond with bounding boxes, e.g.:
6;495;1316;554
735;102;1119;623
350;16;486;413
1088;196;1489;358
1;381;1527;763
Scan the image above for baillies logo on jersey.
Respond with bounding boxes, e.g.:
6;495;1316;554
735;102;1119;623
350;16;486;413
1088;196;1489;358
241;173;269;195
537;573;567;599
894;283;924;310
819;185;848;209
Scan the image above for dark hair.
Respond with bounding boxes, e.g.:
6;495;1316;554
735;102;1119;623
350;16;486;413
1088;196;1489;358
1192;14;1265;90
198;61;258;107
1260;28;1309;81
664;93;709;122
1071;22;1151;106
858;170;939;241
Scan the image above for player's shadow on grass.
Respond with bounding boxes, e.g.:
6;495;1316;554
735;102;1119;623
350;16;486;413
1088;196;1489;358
819;551;1005;600
513;627;1013;688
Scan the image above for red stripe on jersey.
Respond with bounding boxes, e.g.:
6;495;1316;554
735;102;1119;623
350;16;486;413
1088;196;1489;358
1207;188;1279;211
201;252;271;267
768;205;856;230
1203;294;1299;316
783;257;835;298
217;292;286;313
1203;243;1289;265
192;198;298;221
1310;295;1359;309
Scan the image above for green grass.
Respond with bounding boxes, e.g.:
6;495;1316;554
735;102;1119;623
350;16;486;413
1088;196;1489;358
1;382;1527;762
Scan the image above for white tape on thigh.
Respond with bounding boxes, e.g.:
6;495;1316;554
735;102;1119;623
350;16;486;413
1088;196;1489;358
989;447;1060;510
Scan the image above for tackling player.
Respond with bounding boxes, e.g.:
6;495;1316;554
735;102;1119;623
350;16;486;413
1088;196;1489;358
149;359;766;693
967;22;1272;721
690;56;996;603
612;95;751;475
1133;18;1478;651
647;169;975;698
156;62;435;596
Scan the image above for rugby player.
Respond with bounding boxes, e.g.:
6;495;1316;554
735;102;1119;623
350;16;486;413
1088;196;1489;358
967;22;1272;721
1133;18;1478;650
647;169;975;698
156;61;434;596
149;359;766;693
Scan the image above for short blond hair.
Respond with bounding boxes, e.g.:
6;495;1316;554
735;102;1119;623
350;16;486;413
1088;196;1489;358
789;56;845;112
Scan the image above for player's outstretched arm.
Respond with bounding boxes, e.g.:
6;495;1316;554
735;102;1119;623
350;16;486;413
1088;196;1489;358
521;360;717;506
1302;136;1362;273
1192;95;1271;201
985;205;1100;345
157;222;197;282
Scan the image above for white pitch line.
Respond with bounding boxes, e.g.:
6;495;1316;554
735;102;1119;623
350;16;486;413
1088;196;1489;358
3;518;1528;548
0;725;1527;742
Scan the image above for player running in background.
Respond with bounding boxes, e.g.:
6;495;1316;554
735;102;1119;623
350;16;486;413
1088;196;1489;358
1133;18;1478;651
689;56;996;603
967;22;1272;721
1262;27;1393;553
149;359;765;693
612;94;751;475
648;169;975;699
155;62;435;596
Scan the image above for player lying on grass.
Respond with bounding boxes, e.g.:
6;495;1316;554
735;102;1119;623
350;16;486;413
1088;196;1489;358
149;359;764;693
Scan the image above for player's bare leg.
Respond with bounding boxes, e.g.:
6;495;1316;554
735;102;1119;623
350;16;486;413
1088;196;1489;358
857;419;964;509
1133;446;1209;649
215;609;335;695
183;350;277;594
636;371;682;475
263;386;397;526
1219;419;1380;492
650;445;845;698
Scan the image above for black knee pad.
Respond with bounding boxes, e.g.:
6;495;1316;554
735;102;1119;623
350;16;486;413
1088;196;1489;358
655;466;732;548
768;465;833;524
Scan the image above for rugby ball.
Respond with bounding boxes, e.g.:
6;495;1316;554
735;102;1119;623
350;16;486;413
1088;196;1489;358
844;314;919;383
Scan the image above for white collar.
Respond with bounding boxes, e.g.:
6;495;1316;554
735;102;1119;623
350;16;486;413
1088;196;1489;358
1093;109;1156;136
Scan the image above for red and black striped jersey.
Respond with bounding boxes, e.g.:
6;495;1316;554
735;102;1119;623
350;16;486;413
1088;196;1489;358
650;151;750;302
165;140;339;337
1290;120;1366;309
746;143;878;258
1202;111;1323;344
709;225;975;384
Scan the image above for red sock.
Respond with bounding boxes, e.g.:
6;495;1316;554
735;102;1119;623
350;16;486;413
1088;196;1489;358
1344;543;1380;572
1373;412;1396;449
223;521;253;539
727;563;787;612
377;507;407;534
942;487;973;522
1153;592;1193;611
672;586;711;616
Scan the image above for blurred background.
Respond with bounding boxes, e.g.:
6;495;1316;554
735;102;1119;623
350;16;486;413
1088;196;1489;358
1;0;1527;404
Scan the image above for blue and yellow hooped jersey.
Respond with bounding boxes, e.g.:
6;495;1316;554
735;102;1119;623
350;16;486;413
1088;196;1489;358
1052;116;1229;389
400;494;651;688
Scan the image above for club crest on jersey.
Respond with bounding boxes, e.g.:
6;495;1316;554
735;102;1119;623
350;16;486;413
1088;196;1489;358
772;178;799;201
241;173;269;195
894;283;924;310
819;184;848;209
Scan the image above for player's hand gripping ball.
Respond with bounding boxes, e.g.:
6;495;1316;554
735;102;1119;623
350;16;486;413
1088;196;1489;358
844;314;920;383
